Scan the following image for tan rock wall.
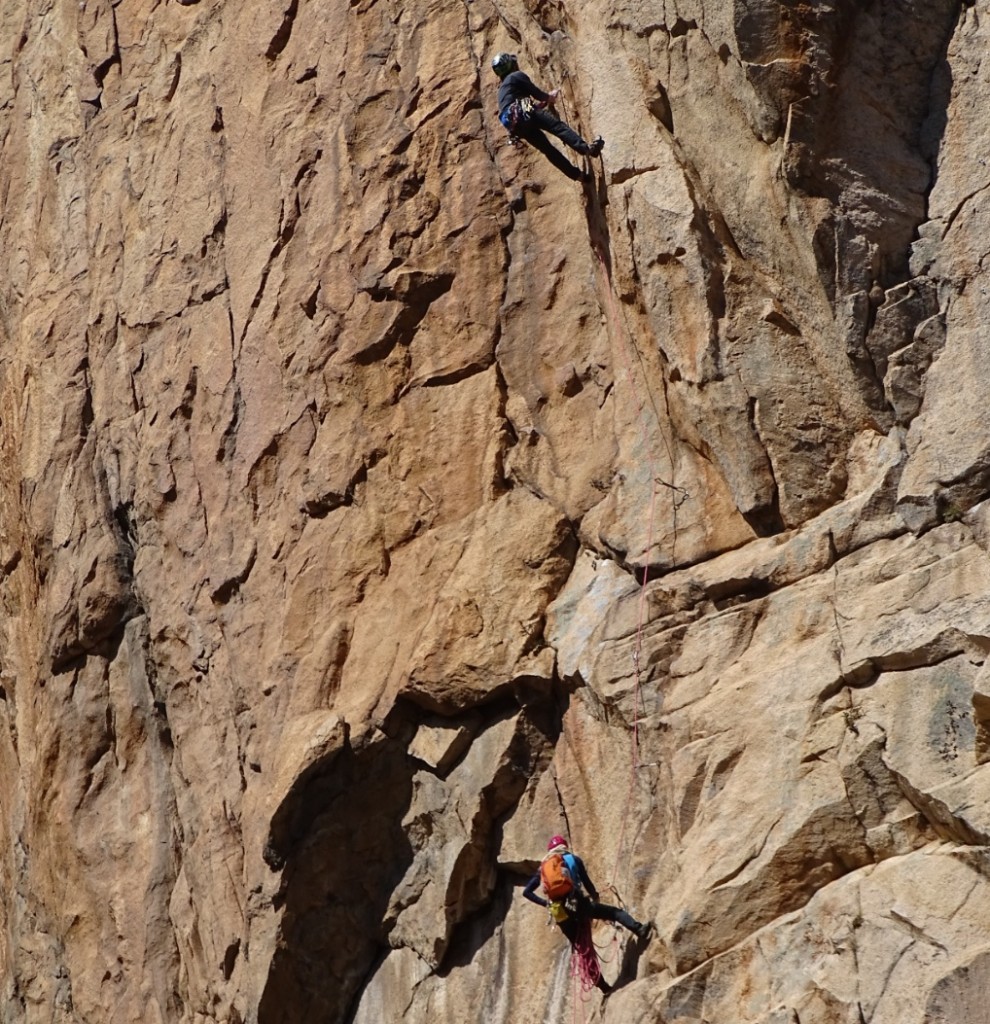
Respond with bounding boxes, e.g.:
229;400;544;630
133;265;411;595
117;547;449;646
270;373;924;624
0;0;988;1022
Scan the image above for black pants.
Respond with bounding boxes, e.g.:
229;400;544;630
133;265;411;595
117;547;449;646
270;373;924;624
558;898;641;992
516;107;594;180
559;899;641;940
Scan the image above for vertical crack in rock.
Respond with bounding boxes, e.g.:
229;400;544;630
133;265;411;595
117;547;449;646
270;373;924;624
162;53;182;105
741;394;784;536
216;384;243;463
549;764;572;841
491;360;515;497
266;0;299;63
240;198;300;347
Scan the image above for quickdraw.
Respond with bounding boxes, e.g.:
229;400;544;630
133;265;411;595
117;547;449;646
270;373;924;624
498;96;538;135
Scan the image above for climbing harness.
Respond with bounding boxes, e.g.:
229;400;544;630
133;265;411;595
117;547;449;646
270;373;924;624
499;95;550;141
549;899;570;923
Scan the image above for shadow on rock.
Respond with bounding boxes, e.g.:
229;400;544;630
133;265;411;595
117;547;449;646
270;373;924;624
259;732;415;1024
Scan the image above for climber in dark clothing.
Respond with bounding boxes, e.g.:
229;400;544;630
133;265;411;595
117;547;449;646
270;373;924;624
492;52;604;181
523;836;650;993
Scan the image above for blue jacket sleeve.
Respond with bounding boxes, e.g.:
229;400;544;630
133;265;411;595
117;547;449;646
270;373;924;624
523;872;548;906
572;856;599;901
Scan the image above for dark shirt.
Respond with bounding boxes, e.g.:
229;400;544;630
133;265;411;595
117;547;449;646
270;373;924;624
523;852;599;907
497;70;551;114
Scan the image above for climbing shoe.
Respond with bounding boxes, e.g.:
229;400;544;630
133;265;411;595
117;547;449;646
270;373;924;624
589;137;605;157
634;921;653;942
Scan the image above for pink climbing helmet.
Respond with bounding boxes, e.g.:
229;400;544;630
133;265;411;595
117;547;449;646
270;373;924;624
547;834;568;851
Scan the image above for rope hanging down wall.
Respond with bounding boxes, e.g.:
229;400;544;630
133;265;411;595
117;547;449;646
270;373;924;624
592;242;688;897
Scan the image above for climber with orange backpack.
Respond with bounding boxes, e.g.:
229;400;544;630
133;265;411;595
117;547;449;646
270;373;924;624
523;835;651;994
491;53;604;182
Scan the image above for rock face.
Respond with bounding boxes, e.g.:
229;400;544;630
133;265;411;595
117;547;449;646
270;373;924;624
0;1;988;1022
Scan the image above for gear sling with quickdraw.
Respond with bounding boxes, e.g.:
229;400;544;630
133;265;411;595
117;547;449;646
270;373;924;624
499;96;541;138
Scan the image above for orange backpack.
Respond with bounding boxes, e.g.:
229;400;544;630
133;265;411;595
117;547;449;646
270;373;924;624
540;852;575;901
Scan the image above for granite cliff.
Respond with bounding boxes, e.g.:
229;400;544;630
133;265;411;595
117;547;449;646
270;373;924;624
1;0;989;1022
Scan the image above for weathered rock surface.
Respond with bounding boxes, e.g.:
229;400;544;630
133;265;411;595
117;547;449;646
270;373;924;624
0;1;988;1023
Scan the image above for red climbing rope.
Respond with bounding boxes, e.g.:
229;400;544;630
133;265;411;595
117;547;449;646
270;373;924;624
570;916;602;995
594;245;660;892
570;970;587;1024
594;247;668;732
594;243;691;918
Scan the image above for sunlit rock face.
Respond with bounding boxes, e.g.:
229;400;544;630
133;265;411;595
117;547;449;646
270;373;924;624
0;0;988;1022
